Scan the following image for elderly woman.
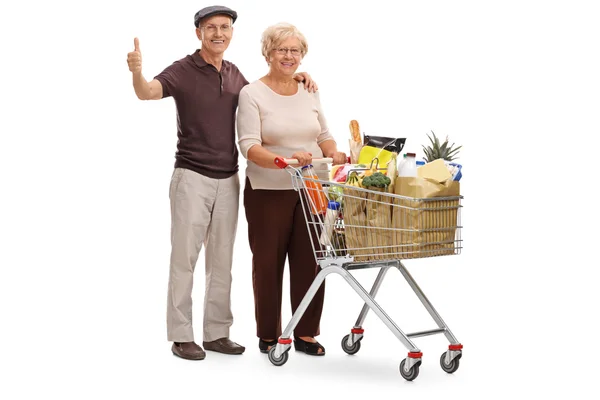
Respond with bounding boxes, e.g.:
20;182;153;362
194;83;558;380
237;22;346;356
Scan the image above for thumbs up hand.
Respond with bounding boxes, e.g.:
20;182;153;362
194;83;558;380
127;38;142;74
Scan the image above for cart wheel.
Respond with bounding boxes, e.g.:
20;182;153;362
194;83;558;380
341;334;361;355
440;352;461;373
399;359;420;381
268;346;289;366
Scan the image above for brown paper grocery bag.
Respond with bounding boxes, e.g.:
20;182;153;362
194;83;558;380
364;186;393;260
396;176;460;199
343;187;369;261
392;177;460;258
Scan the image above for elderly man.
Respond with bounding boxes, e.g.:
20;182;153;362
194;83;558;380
126;6;317;360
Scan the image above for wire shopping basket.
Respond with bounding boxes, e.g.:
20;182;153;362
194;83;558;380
268;157;464;381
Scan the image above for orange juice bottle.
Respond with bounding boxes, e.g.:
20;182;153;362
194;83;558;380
301;165;328;215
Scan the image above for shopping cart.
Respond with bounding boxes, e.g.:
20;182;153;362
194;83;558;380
268;157;463;381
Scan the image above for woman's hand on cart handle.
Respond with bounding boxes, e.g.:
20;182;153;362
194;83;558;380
329;151;348;166
291;151;313;167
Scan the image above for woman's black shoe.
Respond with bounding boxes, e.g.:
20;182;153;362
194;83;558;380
259;338;277;354
293;337;325;356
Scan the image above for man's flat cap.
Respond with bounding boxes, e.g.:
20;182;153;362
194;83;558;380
194;6;238;27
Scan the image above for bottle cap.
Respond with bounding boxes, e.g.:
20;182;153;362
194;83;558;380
406;153;416;157
327;201;340;210
300;164;314;170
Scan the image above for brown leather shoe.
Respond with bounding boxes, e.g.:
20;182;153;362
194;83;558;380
172;342;206;360
203;338;245;355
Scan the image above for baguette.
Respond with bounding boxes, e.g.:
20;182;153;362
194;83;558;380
349;120;361;144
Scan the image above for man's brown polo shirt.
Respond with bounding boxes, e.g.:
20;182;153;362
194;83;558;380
154;50;249;179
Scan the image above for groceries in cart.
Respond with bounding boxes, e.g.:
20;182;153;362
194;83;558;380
275;125;463;261
328;125;463;261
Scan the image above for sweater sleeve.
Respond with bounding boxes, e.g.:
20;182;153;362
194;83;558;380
236;87;263;159
313;90;335;145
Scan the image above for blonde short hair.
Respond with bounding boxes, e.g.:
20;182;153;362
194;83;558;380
261;22;308;58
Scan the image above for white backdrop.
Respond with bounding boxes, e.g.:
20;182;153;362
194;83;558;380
1;0;599;398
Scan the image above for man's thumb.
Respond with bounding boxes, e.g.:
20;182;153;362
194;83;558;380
134;37;140;52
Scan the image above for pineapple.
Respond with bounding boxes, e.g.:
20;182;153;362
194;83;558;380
422;131;461;162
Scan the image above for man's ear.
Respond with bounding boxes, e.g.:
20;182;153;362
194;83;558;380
195;27;202;41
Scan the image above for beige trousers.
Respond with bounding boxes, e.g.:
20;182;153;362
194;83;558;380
167;168;239;343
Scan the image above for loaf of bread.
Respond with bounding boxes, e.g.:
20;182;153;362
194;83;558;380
349;120;361;144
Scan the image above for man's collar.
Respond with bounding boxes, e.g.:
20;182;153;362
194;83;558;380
192;49;209;68
192;49;228;70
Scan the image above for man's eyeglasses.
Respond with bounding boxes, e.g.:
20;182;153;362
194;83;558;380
273;47;302;57
202;24;232;33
